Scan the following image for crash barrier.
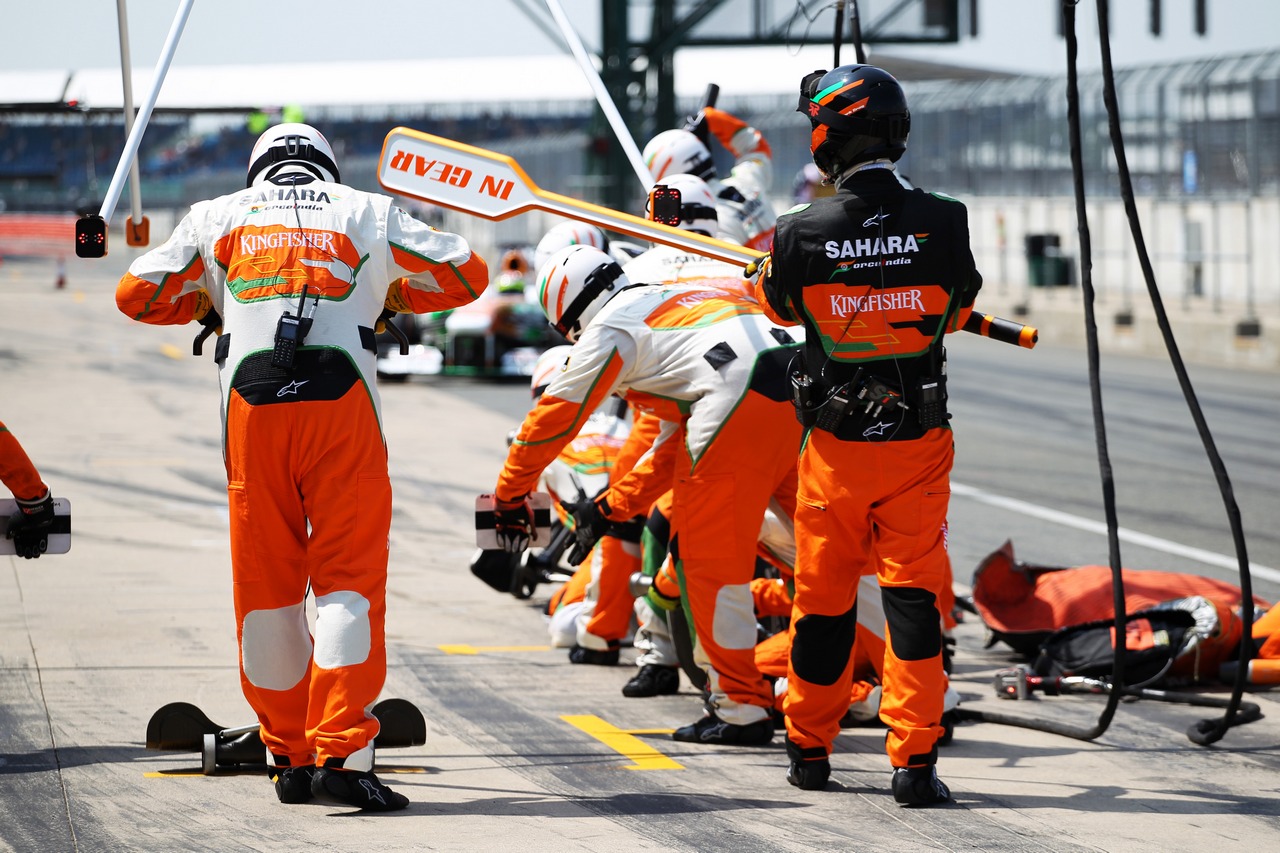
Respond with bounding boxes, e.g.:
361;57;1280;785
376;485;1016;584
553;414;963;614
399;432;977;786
0;213;76;258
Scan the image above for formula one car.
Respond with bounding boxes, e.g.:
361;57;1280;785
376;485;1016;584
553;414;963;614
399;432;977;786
375;246;564;380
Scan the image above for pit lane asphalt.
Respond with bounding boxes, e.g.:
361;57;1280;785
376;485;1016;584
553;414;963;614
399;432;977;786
2;256;1278;852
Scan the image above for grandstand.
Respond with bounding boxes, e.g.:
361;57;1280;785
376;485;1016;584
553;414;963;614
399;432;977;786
3;48;1279;344
4;48;1277;204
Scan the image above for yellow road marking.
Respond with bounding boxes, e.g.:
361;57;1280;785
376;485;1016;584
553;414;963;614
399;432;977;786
438;644;550;655
160;343;185;360
561;714;682;770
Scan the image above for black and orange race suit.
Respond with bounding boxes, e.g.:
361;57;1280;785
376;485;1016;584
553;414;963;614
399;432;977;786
755;165;981;769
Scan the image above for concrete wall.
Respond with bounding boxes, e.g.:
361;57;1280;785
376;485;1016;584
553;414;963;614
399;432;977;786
963;196;1279;371
966;196;1280;312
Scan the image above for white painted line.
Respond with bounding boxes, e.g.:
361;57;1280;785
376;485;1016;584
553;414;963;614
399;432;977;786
952;481;1280;584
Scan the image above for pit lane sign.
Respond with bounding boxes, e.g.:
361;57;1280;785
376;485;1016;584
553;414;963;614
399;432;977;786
377;127;756;267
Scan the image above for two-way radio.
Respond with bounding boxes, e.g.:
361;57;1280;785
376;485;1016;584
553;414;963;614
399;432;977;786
272;284;317;370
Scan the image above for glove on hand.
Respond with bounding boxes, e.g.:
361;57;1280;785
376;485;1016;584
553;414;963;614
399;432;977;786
375;306;396;335
192;290;222;335
383;279;414;314
493;495;535;554
7;491;54;559
566;496;612;566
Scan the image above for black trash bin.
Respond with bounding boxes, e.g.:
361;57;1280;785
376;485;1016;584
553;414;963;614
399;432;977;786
1025;233;1071;286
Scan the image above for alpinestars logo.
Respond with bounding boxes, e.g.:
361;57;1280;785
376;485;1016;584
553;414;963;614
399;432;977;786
277;379;310;398
863;211;891;228
863;421;893;437
359;778;387;805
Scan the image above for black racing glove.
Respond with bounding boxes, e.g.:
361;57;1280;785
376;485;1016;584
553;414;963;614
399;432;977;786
7;491;55;559
191;291;223;357
566;495;613;566
493;495;536;554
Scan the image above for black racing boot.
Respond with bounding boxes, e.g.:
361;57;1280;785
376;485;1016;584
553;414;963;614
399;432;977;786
311;759;409;812
568;643;620;665
891;765;952;806
785;739;831;791
672;711;773;746
269;756;316;804
622;664;680;697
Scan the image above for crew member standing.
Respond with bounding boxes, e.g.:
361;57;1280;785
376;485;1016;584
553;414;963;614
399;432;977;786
755;65;981;805
116;124;488;811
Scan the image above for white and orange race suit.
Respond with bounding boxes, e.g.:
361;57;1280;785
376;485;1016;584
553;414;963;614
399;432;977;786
622;244;754;299
496;284;801;725
704;107;777;251
116;175;488;772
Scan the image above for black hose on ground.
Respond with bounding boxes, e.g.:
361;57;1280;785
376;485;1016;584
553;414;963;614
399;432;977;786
962;0;1260;746
1092;0;1256;746
958;1;1126;742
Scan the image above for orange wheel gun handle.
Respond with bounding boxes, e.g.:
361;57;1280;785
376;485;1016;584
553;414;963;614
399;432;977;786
963;313;1038;349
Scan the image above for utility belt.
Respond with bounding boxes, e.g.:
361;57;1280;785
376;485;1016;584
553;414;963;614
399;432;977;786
789;353;947;439
229;348;362;406
603;515;647;544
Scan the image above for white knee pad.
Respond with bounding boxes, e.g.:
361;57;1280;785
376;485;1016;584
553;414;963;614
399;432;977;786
313;590;372;670
242;601;312;690
548;601;584;648
711;582;757;651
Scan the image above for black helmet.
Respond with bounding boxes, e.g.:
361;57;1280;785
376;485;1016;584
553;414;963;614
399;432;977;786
798;64;910;178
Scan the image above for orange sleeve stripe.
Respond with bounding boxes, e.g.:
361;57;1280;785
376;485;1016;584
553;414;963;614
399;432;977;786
751;270;799;326
706;107;748;146
0;425;48;501
389;243;432;273
116;257;207;326
390;245;489;305
497;351;624;502
451;254;489;300
605;428;678;520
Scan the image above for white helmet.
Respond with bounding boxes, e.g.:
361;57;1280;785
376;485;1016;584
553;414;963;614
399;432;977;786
534;222;609;273
246;122;340;187
642;128;715;182
649;173;719;238
530;344;574;399
536;245;629;343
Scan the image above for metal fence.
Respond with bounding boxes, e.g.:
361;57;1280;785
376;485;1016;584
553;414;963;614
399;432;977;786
894;49;1280;200
456;49;1280;233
